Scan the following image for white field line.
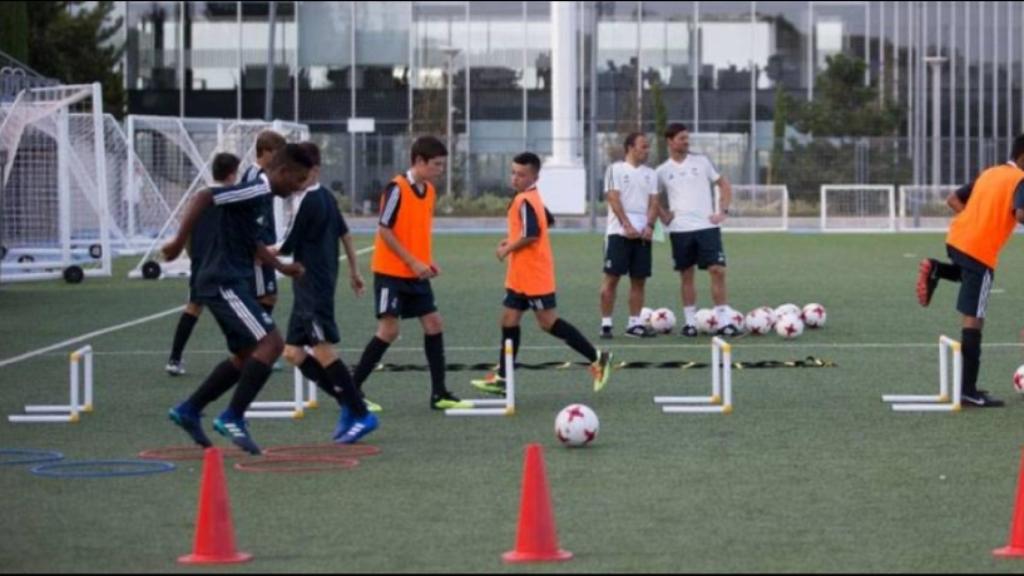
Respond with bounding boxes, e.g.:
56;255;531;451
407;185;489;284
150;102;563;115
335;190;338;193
65;341;1024;358
0;246;376;369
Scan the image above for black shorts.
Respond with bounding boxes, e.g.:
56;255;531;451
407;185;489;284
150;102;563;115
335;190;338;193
503;290;557;311
947;245;994;319
670;228;727;271
603;235;653;278
286;307;340;347
199;284;277;354
374;274;438;319
254;263;278;299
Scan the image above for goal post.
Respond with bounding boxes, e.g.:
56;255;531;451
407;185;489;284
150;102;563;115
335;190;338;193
716;185;789;232
820;184;896;232
898;185;959;232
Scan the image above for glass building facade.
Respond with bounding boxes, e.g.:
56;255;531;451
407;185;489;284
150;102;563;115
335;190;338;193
123;1;1024;213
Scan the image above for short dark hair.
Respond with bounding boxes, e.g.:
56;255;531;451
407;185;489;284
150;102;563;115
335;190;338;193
411;136;448;164
664;123;688;141
297;141;321;167
269;143;314;171
211;153;240;183
624;132;646;153
1012;134;1024;162
255;130;286;157
513;151;542;175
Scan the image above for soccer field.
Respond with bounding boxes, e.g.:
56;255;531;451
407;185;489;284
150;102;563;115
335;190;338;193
3;233;1024;573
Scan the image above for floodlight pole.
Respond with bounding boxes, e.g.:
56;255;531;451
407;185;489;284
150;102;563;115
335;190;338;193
442;46;460;199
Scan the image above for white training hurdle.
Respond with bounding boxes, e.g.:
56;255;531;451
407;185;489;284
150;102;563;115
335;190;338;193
883;335;962;413
245;364;319;420
655;337;733;415
446;339;516;417
9;345;94;423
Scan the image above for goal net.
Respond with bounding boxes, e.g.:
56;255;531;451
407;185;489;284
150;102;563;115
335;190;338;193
0;83;112;283
716;185;789;232
126;117;309;279
898;185;958;232
820;184;896;232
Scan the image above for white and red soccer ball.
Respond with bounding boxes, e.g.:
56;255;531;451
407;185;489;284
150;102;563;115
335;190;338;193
695;309;718;334
775;313;805;339
650;308;676;334
774;303;802;320
1013;366;1024;395
555;404;599;447
640;307;655;328
802;303;827;329
745;308;773;335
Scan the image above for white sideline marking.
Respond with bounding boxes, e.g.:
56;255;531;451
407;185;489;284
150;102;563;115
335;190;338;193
0;307;186;369
0;246;375;369
69;341;1024;358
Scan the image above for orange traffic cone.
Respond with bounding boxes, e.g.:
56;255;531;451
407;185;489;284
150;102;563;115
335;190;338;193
995;447;1024;558
178;447;252;565
502;443;573;564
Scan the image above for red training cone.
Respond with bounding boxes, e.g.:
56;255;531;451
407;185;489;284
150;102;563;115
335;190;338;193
178;447;252;565
995;447;1024;558
502;443;573;564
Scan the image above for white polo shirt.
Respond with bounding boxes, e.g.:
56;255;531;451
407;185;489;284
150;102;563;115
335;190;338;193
603;161;658;237
656;154;721;233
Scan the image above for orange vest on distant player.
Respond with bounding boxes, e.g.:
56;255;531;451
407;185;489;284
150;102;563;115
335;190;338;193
372;175;434;279
506;188;556;296
946;163;1024;269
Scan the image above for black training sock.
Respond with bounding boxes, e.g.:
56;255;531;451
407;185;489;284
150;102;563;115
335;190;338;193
549;319;599;363
353;336;391;389
498;326;521;378
934;260;961;282
325;360;367;417
961;327;982;396
424;333;447;396
184;359;241;414
224;358;274;420
169;312;200;362
299;356;341;405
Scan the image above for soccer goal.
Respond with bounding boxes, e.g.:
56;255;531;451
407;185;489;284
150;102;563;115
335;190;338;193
820;184;896;232
126;117;309;279
0;83;113;283
717;185;789;232
898;185;958;232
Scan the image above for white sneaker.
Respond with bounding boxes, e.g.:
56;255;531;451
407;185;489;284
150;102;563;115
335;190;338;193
165;360;186;376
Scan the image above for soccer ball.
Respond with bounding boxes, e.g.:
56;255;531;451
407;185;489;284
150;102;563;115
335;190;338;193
775;303;802;319
695;309;719;334
555;404;599;447
726;307;746;331
802;303;827;328
745;308;772;335
650;308;676;334
640;307;655;327
1014;366;1024;394
775;313;804;339
759;306;778;329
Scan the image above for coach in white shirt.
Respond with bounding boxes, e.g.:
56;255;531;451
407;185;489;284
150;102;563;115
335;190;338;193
599;133;660;339
656;123;740;337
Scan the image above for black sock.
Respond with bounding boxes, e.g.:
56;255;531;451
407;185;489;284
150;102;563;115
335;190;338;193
169;312;199;362
183;359;241;414
325;360;367;417
962;328;982;395
424;333;447;396
353;336;391;389
299;356;341;405
498;326;521;378
934;260;961;282
223;358;274;420
549;319;599;363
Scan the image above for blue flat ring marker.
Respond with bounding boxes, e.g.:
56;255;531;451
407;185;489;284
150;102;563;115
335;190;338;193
0;449;64;466
30;460;176;478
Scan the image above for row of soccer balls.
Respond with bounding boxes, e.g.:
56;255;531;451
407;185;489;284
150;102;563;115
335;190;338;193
640;303;828;339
